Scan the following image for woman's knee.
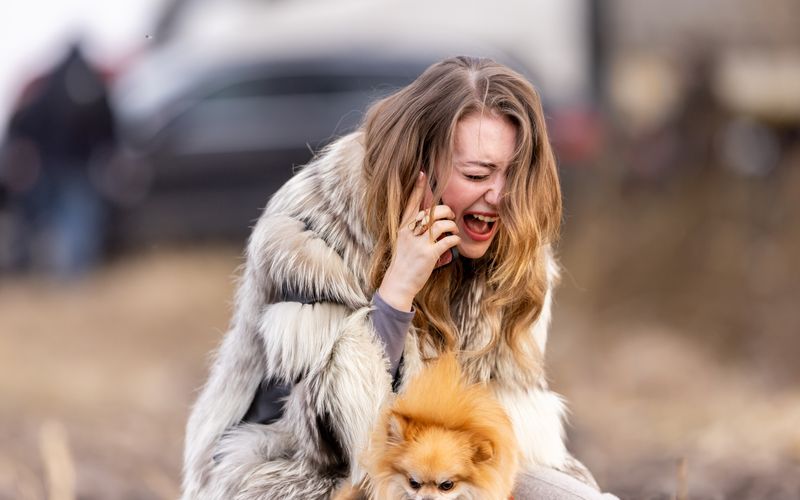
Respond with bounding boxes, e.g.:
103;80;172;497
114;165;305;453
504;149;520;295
513;468;619;500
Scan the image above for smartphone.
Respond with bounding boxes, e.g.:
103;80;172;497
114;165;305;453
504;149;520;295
424;175;458;268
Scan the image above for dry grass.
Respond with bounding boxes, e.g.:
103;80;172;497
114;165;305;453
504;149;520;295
551;160;800;498
0;247;239;500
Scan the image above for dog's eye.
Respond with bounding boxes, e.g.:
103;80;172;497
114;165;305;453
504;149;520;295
408;478;421;490
439;480;454;491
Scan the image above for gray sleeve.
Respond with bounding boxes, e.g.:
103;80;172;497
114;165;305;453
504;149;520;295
370;291;415;377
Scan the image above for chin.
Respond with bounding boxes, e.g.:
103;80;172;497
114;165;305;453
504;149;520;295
457;241;492;259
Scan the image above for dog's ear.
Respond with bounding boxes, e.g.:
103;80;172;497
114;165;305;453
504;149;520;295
387;412;409;444
471;438;495;464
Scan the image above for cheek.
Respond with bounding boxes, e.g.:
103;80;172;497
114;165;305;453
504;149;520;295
441;181;475;217
440;185;459;213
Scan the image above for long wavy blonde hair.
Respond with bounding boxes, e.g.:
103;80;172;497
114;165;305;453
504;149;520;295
362;56;561;369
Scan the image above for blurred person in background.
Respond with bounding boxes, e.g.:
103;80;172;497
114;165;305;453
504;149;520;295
182;56;617;500
0;41;116;278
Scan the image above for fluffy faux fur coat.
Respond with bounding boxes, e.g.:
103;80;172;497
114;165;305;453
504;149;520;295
181;132;597;499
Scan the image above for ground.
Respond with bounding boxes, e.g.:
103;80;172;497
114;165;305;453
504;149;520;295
1;165;799;499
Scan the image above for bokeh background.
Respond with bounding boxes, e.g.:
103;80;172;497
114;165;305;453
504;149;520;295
1;0;798;498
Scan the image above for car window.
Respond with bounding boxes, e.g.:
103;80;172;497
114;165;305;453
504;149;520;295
209;74;412;99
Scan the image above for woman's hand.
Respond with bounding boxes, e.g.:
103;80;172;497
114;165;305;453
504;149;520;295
378;172;461;312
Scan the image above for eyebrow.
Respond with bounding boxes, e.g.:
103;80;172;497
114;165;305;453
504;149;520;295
463;160;498;170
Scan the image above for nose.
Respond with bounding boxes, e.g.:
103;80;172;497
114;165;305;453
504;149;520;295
484;172;505;206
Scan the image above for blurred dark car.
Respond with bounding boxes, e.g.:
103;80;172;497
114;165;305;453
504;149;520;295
109;0;602;245
110;54;441;243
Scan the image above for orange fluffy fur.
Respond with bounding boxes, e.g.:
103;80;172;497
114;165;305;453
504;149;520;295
343;353;519;499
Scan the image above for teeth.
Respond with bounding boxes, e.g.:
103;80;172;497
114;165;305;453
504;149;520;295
471;214;498;222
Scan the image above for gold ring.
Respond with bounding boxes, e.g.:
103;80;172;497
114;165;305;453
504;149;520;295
408;211;428;233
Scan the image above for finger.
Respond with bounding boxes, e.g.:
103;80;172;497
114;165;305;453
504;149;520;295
411;211;451;237
412;217;429;236
433;235;460;268
407;211;427;234
429;220;459;241
427;204;456;223
410;205;454;235
434;234;461;253
402;172;427;223
435;248;454;268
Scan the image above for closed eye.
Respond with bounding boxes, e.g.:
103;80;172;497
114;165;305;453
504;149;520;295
465;174;489;181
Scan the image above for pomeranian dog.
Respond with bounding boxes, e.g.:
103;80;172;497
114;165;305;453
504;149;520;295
337;352;519;499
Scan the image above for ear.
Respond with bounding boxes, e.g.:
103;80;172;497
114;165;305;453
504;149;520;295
471;438;495;464
387;412;408;445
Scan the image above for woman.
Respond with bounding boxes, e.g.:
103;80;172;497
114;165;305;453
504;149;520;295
182;56;615;499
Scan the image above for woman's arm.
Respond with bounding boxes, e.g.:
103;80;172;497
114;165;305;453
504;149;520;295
370;291;414;377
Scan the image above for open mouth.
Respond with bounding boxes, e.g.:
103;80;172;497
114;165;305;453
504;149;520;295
463;213;498;240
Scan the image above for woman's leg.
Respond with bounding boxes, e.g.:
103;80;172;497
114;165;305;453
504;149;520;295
513;467;619;500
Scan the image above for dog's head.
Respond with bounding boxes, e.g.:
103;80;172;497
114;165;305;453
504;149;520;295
375;412;500;500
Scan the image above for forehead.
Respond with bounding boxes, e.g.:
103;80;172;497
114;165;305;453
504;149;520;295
398;428;473;479
453;111;517;167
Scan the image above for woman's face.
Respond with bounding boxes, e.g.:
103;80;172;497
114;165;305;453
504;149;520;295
441;111;517;259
